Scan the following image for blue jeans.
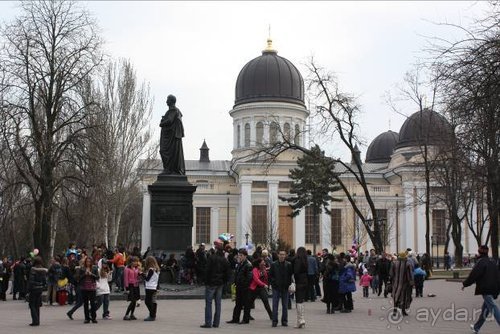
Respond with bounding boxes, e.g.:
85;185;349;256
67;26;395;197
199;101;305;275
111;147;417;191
473;294;500;331
205;285;224;327
95;294;110;317
272;289;289;325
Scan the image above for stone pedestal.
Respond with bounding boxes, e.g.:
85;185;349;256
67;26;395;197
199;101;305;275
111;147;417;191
149;174;196;255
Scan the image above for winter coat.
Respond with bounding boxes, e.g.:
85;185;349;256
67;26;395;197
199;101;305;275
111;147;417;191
339;263;357;293
269;260;293;292
205;251;230;286
462;255;500;298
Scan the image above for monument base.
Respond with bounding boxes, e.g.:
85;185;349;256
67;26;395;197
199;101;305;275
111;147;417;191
149;173;196;256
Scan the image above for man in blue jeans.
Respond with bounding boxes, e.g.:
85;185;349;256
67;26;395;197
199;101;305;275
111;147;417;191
462;245;500;334
269;250;293;327
200;239;230;329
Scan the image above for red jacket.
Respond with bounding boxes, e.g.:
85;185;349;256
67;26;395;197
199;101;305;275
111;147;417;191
249;267;268;291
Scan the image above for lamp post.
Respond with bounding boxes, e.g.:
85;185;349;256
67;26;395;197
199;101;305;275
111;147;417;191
436;236;440;269
431;235;435;268
226;191;230;233
245;232;249;246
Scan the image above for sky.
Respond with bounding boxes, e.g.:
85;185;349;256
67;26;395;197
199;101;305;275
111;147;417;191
0;1;490;162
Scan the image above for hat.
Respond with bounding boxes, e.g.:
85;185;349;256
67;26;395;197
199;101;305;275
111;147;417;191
200;243;205;246
363;269;368;274
213;239;223;248
478;245;489;255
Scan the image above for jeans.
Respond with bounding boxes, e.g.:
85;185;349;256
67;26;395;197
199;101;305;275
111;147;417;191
29;290;42;325
68;286;83;315
272;289;289;325
115;267;124;290
95;294;110;317
473;294;500;332
306;275;316;301
205;285;223;327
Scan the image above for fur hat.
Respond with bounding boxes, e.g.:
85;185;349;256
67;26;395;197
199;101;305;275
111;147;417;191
478;245;489;255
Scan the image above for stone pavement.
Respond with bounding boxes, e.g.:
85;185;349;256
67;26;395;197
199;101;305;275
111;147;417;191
1;279;498;334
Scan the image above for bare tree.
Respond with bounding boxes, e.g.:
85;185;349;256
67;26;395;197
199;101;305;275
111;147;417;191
84;59;154;247
0;0;103;260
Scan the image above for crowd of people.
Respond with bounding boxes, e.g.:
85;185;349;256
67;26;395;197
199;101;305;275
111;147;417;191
0;242;498;332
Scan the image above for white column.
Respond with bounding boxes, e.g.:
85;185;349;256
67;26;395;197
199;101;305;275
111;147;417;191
210;207;220;246
268;181;279;246
250;117;256;146
141;185;151;253
239;180;252;247
294;210;306;247
263;120;270;145
401;186;413;251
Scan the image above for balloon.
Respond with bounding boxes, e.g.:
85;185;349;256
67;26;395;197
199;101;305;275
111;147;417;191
29;252;34;258
33;248;39;256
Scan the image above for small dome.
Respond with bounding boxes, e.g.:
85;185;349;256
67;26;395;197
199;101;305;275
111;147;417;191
396;109;452;149
366;130;399;163
234;40;304;107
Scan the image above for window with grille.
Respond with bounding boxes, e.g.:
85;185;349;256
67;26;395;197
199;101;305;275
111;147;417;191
270;122;279;144
196;207;210;244
305;206;320;244
244;123;250;147
294;124;301;145
283;122;291;141
237;125;241;148
432;209;446;244
331;209;342;246
252;205;267;245
256;122;264;145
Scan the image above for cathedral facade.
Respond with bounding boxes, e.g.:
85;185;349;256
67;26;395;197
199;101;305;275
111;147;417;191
139;40;478;258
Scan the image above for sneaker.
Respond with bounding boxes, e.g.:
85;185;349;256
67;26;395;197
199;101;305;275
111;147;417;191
123;315;131;321
470;324;478;334
103;315;112;320
144;317;155;321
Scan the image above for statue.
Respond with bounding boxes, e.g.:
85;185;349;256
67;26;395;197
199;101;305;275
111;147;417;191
159;94;185;175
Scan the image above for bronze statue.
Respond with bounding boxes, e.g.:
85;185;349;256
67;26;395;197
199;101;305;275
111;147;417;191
159;95;185;175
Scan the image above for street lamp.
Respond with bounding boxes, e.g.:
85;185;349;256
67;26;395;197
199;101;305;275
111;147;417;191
431;235;435;268
436;236;440;269
226;191;230;233
245;232;249;246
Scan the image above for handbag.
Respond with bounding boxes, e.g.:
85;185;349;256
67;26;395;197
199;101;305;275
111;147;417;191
288;282;296;293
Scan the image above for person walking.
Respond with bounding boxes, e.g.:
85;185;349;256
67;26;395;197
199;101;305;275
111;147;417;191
360;269;373;298
200;239;230;328
293;247;308;328
249;258;273;321
143;256;160;321
123;256;141;320
226;248;252;325
462;245;500;334
390;252;414;316
27;256;47;326
269;249;293;327
305;250;318;302
78;257;99;323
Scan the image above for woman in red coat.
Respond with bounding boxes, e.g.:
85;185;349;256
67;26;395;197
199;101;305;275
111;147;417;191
249;258;273;320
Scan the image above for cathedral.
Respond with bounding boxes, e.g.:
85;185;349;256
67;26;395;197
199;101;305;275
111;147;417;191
139;39;478;258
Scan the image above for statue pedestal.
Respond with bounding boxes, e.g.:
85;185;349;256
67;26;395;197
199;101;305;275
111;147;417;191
148;174;196;255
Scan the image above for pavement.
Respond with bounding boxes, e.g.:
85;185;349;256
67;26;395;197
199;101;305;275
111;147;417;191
1;279;498;334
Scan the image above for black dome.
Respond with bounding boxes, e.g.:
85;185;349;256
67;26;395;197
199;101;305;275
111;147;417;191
235;43;304;107
366;130;399;163
396;109;452;149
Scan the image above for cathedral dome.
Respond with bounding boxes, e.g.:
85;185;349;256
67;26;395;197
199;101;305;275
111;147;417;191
395;109;452;149
365;130;399;163
234;39;304;107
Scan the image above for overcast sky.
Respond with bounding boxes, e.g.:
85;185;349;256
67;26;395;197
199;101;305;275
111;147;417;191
0;1;489;161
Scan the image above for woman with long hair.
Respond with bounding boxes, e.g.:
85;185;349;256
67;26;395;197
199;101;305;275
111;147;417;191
78;256;99;323
293;247;308;328
249;258;273;320
142;256;160;321
123;256;141;320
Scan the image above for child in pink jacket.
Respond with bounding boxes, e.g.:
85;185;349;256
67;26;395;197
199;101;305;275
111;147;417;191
359;269;373;298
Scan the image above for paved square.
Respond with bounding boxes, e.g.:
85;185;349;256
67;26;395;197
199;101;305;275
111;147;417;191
0;279;498;334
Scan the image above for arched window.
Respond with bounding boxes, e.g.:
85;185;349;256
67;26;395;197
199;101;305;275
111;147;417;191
237;125;241;148
256;122;264;145
294;124;301;146
283;122;291;141
270;122;279;144
244;123;250;147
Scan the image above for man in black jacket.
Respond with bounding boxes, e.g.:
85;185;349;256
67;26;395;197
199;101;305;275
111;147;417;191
462;245;500;333
201;239;230;329
269;250;293;327
227;248;252;324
